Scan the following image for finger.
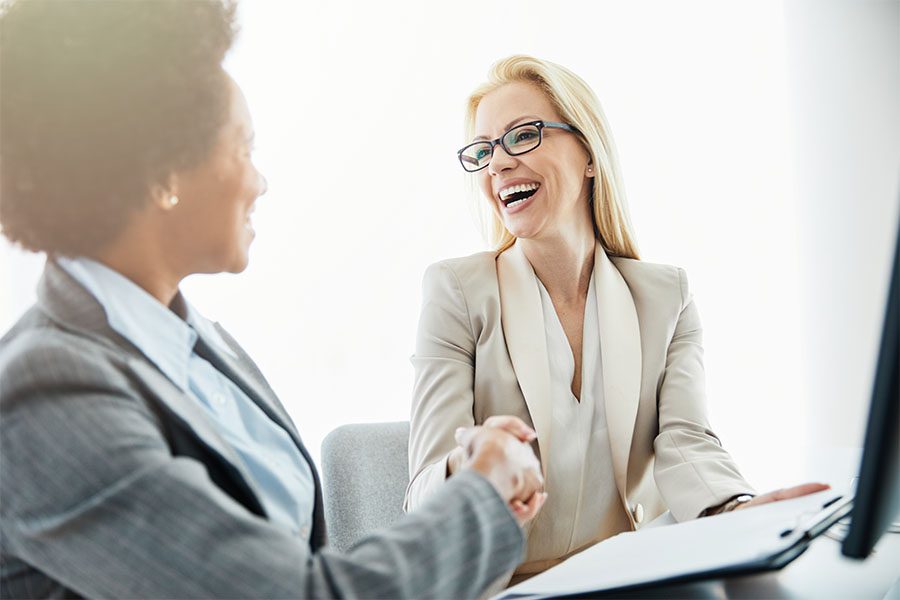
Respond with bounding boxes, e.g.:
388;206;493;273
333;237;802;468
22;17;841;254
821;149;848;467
518;468;543;500
780;482;831;498
514;492;548;525
454;426;478;448
748;482;831;507
482;415;537;441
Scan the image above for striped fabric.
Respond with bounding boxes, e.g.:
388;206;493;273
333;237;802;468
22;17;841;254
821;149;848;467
0;261;523;599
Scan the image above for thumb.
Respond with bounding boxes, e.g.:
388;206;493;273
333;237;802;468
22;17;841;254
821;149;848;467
454;426;478;449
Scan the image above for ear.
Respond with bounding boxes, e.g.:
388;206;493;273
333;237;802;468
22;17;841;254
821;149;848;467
153;175;180;211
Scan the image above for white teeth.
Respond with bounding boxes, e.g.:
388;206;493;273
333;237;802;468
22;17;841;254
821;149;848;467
499;182;540;199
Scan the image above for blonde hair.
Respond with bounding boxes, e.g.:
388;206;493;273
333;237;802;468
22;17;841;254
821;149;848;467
465;55;639;259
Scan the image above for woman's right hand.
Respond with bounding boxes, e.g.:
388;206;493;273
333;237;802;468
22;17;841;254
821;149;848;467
454;417;546;525
447;415;538;475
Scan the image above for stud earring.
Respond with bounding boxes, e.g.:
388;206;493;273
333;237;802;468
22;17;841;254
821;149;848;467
167;195;179;208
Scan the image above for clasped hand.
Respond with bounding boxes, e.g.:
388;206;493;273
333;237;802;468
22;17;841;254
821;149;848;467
451;416;546;525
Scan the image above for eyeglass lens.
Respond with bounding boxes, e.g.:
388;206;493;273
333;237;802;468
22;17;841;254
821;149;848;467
459;123;542;172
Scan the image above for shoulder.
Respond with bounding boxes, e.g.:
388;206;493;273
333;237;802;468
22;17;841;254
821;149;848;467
610;256;689;307
0;309;134;406
422;251;499;298
425;251;497;283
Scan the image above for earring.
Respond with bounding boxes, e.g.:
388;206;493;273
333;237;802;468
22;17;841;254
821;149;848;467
586;165;594;175
167;195;179;208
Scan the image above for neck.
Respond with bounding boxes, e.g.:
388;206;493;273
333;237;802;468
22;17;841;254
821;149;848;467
520;227;595;304
91;221;184;307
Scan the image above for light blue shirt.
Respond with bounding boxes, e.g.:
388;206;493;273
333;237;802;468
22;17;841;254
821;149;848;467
58;257;316;541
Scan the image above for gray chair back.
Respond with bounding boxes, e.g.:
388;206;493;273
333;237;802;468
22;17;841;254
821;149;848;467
320;421;410;552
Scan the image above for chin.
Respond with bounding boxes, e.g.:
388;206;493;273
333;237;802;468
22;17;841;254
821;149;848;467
226;254;250;274
216;244;251;274
504;220;541;240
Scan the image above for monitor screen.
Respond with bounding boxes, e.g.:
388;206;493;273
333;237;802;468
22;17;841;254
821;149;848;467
841;208;900;559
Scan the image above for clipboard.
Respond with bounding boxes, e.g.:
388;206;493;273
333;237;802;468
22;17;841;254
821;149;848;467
495;489;852;600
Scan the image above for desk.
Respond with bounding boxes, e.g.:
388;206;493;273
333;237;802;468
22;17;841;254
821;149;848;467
569;527;900;599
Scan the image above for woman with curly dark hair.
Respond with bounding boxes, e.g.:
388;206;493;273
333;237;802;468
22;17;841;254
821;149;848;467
0;2;544;598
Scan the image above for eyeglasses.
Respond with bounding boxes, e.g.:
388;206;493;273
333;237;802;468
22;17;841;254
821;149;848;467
457;120;581;172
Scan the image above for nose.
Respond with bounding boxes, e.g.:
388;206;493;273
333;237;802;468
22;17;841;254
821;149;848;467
487;143;517;176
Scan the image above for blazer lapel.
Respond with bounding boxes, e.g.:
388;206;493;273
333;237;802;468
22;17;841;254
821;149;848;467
593;245;643;502
36;262;260;497
497;243;553;477
126;357;262;499
193;326;328;548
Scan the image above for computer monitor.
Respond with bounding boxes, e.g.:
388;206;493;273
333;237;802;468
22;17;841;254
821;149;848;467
841;208;900;559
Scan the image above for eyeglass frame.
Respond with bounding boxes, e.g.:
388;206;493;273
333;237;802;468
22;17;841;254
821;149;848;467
457;120;582;172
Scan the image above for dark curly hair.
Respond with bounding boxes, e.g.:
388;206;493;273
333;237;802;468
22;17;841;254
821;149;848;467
0;0;238;255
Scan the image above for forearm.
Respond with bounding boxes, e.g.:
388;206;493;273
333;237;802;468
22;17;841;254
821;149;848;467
327;471;524;599
2;381;521;599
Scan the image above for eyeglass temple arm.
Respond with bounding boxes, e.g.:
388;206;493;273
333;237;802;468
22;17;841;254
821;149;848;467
542;121;579;133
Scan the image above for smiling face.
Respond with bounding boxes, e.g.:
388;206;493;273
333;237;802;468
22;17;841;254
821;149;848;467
165;76;266;275
474;81;594;242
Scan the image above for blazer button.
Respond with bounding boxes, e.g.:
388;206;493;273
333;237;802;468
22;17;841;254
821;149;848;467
632;503;644;524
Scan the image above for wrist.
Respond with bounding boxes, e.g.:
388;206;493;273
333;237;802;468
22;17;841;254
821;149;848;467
703;493;754;516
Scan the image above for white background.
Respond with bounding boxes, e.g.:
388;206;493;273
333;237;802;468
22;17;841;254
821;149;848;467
1;0;897;492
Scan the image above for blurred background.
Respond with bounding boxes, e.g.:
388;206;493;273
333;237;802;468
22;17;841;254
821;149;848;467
2;0;897;490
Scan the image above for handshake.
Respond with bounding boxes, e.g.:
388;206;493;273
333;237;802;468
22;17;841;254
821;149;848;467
448;416;547;525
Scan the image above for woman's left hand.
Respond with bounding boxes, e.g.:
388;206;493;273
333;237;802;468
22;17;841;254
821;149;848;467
733;482;831;511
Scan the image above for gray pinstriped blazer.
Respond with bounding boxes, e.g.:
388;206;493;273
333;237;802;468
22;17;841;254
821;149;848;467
0;261;523;599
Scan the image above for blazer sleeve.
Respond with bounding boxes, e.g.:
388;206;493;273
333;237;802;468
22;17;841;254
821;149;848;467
405;261;478;512
652;268;755;522
0;336;523;600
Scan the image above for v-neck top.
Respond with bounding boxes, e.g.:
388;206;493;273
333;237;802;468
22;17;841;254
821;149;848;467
532;275;629;567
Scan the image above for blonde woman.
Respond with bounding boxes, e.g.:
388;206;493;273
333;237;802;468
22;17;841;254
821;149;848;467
404;55;826;584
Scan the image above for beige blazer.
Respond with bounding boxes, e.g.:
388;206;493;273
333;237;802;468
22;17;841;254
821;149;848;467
404;241;753;571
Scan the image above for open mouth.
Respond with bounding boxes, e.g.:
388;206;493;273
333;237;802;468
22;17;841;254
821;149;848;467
244;204;256;231
499;182;540;208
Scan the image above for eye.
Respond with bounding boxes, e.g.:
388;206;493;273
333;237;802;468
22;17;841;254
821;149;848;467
474;146;491;161
514;130;538;143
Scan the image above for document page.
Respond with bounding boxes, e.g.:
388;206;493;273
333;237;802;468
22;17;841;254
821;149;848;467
497;489;845;599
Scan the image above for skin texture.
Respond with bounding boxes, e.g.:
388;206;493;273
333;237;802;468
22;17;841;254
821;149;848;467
94;76;266;305
457;419;547;525
733;482;830;511
474;81;594;247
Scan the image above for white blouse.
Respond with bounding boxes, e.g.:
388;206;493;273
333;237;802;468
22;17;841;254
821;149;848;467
531;275;630;566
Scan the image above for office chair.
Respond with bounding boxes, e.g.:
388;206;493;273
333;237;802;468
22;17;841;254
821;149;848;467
320;421;410;551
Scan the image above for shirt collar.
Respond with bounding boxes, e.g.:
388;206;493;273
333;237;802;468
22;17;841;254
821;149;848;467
185;303;238;360
56;256;197;391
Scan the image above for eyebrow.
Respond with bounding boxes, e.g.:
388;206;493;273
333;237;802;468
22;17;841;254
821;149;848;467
473;115;542;141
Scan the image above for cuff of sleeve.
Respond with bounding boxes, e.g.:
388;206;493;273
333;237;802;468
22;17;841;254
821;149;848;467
448;470;525;551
